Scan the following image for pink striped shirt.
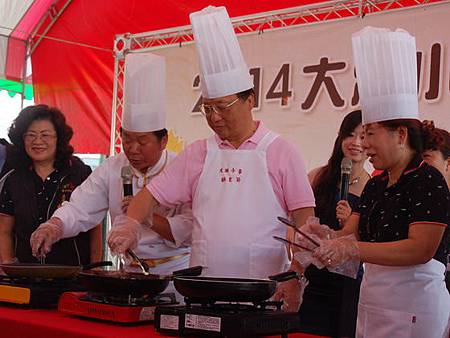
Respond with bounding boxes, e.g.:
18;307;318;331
148;121;315;212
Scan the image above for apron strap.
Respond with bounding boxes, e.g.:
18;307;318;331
206;135;219;152
256;131;279;151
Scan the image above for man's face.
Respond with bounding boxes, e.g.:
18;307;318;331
201;94;254;140
121;130;167;172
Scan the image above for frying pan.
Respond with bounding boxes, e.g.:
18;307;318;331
0;261;112;279
78;265;203;296
173;271;300;303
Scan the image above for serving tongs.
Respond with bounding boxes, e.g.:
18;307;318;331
277;216;320;248
126;249;150;275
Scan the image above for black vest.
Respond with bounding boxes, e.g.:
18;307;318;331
5;157;92;265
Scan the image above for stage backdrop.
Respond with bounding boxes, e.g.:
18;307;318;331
153;3;449;170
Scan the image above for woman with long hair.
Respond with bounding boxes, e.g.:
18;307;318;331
0;105;100;265
298;110;370;338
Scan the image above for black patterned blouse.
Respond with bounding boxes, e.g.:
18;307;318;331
356;154;449;266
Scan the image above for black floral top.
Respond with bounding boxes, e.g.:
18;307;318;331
356;155;450;266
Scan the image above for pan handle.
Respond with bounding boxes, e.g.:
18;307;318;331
171;265;203;277
82;261;113;270
268;270;299;282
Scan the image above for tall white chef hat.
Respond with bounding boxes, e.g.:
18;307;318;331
352;26;419;125
122;52;166;132
190;6;253;99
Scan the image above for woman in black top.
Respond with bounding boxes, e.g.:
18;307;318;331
298;110;370;338
0;105;99;265
311;119;449;337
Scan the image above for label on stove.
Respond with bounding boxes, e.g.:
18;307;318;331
139;307;155;321
185;314;221;332
160;314;179;330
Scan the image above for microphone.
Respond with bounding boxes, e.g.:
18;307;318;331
121;166;134;197
340;157;352;201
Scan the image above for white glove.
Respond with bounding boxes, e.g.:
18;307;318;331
30;219;64;257
107;215;142;254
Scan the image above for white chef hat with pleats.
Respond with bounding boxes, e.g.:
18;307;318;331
190;6;253;99
352;26;419;124
122;52;166;132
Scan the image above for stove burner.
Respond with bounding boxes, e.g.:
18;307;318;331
0;275;74;286
184;298;283;312
0;275;82;308
155;300;301;337
82;292;177;306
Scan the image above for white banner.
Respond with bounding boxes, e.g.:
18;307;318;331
158;3;450;170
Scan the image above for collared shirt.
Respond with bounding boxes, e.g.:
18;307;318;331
0;168;64;220
148;121;315;212
356;154;450;265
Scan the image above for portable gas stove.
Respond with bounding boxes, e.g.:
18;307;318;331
58;291;177;323
0;275;81;308
155;298;301;337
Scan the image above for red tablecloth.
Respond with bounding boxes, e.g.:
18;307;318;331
0;305;326;338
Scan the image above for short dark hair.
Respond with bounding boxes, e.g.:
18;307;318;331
237;88;255;101
120;128;168;142
153;128;168;141
8;104;74;168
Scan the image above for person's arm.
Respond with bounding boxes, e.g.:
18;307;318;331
288;207;315;272
126;187;176;238
358;223;445;266
0;214;15;263
53;163;110;238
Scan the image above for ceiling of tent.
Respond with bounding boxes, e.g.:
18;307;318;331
30;0;329;154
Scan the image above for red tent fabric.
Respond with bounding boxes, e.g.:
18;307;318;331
32;0;321;154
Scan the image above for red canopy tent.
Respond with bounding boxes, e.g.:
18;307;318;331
4;0;438;153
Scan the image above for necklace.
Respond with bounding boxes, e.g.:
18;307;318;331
349;169;367;186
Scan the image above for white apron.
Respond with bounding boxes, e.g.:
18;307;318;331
357;259;450;338
191;131;289;278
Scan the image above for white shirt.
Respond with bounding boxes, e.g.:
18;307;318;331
53;150;192;260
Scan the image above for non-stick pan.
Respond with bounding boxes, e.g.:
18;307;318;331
78;265;203;296
0;261;112;279
173;271;300;303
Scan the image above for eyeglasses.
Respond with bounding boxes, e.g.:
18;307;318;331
23;132;57;143
199;97;240;117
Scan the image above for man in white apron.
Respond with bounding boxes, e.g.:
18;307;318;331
107;6;315;311
310;27;450;337
30;53;192;275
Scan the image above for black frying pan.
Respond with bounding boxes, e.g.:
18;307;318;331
173;271;299;303
78;265;203;296
0;261;112;279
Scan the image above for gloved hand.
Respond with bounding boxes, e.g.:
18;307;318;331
107;215;142;254
313;237;360;268
273;274;309;312
30;219;64;258
294;216;336;251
